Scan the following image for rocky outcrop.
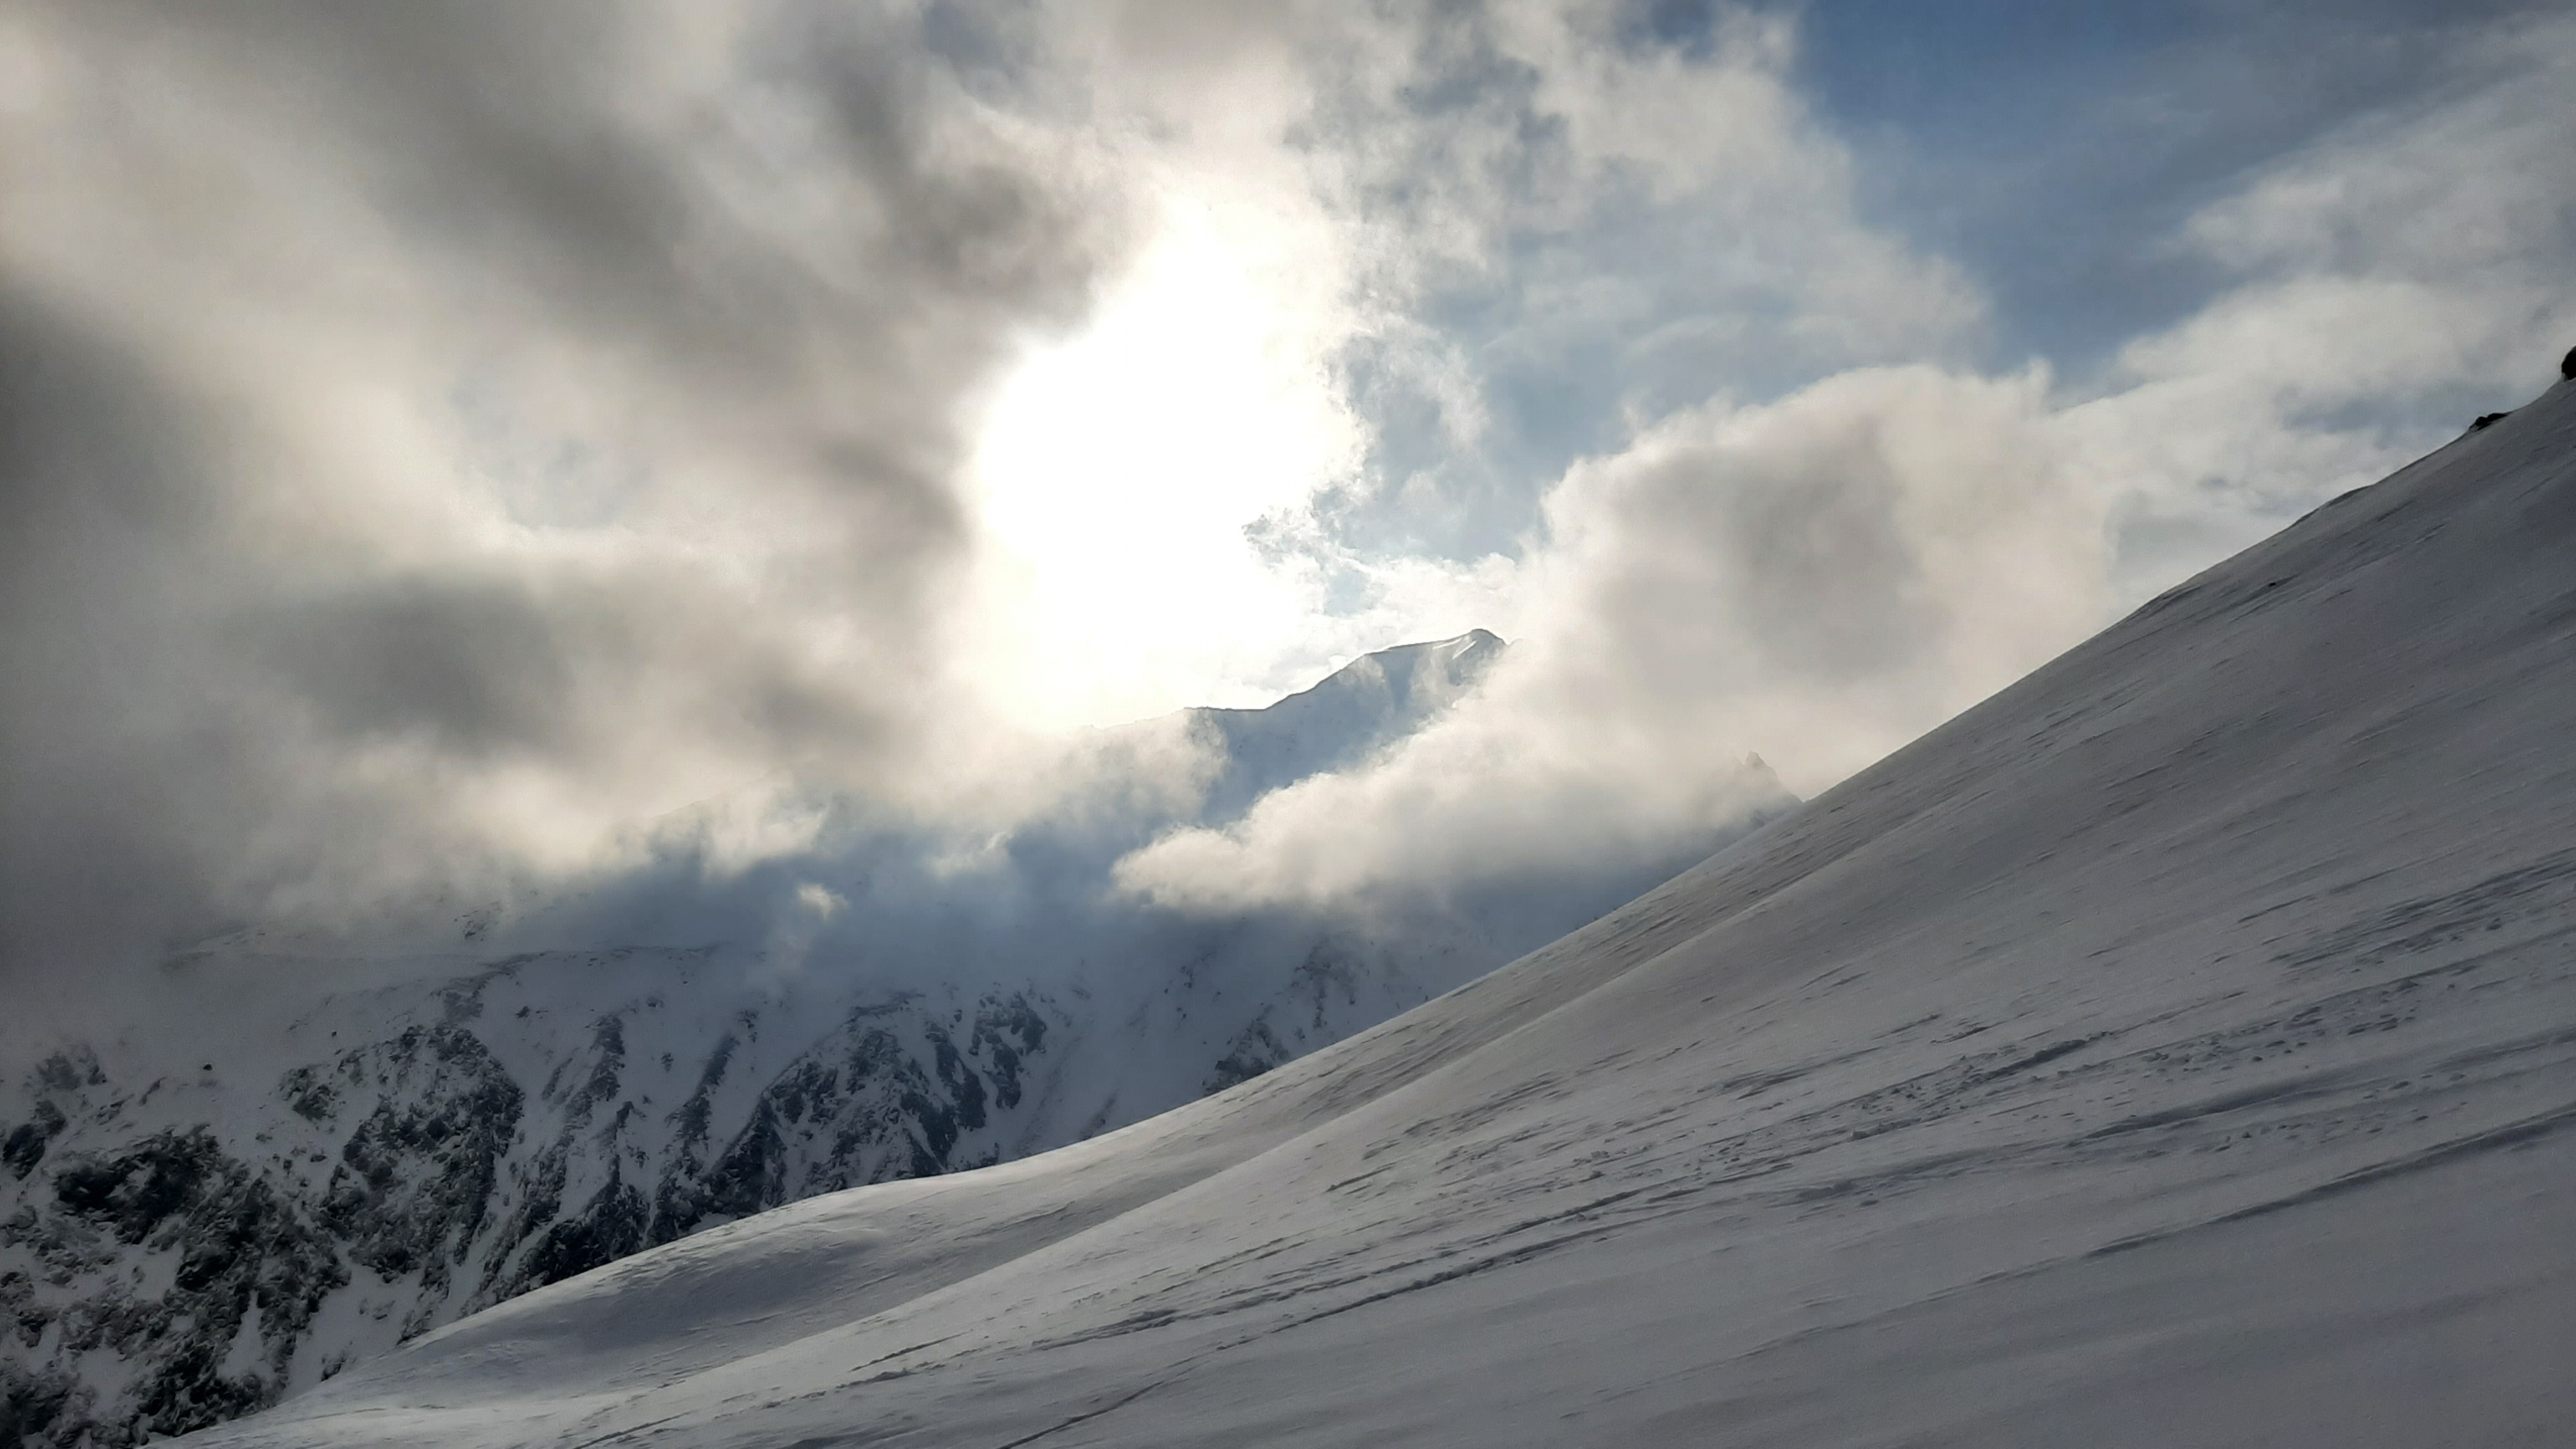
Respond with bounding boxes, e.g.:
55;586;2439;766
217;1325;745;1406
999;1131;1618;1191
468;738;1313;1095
4;1126;348;1445
0;983;1075;1449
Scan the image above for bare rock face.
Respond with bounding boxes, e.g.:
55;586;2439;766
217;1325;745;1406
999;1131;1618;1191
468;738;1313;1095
17;1124;345;1439
0;986;1078;1446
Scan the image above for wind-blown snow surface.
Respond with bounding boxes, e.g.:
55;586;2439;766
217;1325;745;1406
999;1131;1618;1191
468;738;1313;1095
164;380;2576;1446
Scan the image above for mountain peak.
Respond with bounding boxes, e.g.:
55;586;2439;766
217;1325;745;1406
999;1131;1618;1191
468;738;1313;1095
1287;627;1505;712
1188;629;1506;822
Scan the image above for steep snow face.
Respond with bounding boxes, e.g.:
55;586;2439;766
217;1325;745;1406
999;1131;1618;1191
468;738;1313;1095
0;631;1786;1448
166;380;2576;1448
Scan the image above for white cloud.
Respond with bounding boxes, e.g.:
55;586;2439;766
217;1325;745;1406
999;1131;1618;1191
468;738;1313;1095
2066;8;2576;595
1117;364;2107;910
948;0;1995;722
1112;8;2576;915
4;0;2569;995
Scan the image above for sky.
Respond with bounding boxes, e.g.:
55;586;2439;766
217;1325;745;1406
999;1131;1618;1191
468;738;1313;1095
2;0;2571;1002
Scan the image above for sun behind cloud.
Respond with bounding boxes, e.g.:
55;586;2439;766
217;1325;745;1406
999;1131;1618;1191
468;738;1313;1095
958;186;1368;730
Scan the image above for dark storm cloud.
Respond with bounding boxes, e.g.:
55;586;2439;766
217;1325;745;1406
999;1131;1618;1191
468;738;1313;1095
0;0;1128;995
247;581;584;761
0;288;242;974
102;1;1096;378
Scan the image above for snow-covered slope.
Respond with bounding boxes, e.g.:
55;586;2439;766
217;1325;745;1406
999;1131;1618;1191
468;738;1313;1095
160;379;2576;1447
0;632;1786;1446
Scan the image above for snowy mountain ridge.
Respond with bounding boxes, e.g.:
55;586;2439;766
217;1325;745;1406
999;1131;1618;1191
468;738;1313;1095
0;631;1786;1448
1185;628;1506;822
146;377;2576;1446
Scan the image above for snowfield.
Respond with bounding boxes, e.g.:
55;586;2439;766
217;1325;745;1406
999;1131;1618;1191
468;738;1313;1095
171;378;2576;1445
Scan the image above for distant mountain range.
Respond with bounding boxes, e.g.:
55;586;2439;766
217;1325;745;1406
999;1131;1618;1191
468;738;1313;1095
0;630;1787;1448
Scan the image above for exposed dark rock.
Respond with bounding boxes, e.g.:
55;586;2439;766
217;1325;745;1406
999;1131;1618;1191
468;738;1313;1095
19;1126;349;1442
518;1169;649;1287
969;994;1048;1110
316;1026;522;1298
699;1097;789;1221
1206;1016;1291;1093
0;1356;84;1449
32;1049;105;1094
280;1068;337;1123
2;1101;65;1179
566;1015;625;1127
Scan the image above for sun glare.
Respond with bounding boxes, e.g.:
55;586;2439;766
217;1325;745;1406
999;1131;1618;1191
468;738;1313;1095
960;195;1362;730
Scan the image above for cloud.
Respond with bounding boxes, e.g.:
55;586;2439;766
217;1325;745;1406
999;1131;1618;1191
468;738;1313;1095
3;0;2570;1028
0;0;1135;986
1299;1;1989;542
921;0;1997;726
1116;364;2099;910
1112;6;2576;917
2063;6;2576;594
